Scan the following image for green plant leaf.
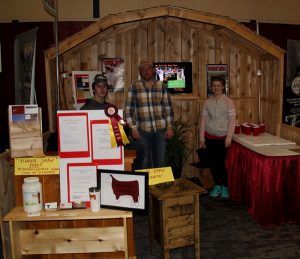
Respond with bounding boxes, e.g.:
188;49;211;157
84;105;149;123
165;117;193;177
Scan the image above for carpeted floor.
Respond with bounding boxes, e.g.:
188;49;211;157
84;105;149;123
133;195;300;259
1;195;299;259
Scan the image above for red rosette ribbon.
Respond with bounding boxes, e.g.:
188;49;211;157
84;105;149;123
104;104;128;147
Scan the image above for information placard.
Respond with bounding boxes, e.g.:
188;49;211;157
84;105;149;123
136;167;174;185
15;156;59;175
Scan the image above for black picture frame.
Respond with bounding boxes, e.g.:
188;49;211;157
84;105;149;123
153;61;193;94
98;169;149;212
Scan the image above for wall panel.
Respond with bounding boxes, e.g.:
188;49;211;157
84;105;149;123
44;11;285;176
182;21;199;96
148;18;165;62
164;20;182;61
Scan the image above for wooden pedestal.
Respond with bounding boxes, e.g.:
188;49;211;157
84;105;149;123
149;178;206;259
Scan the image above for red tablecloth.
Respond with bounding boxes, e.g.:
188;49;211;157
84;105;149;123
226;142;300;226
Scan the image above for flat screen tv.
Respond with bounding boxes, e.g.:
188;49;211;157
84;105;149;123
153;62;192;94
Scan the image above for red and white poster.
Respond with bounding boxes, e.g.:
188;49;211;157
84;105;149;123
57;110;125;202
90;119;123;165
206;64;228;97
57;112;90;158
71;71;101;110
67;163;97;206
101;58;125;93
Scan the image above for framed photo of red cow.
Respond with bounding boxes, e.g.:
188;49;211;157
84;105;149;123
98;169;149;212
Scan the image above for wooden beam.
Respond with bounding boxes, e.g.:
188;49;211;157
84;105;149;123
44;5;285;61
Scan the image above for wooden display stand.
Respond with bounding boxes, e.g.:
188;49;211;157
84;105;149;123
2;149;136;259
149;178;206;259
4;206;133;258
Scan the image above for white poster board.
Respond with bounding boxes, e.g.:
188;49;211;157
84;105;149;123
57;110;124;202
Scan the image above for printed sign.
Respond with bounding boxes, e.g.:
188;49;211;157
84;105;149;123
15;156;59;175
284;40;300;127
136;167;174;185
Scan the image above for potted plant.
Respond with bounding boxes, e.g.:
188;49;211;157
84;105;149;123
165;118;192;178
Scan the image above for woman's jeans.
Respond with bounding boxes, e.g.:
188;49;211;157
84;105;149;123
134;129;166;169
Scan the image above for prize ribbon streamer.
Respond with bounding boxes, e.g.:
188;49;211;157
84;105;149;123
105;104;129;147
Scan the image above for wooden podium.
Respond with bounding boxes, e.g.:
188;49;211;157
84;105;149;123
149;178;206;259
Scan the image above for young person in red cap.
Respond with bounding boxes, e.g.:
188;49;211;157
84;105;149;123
125;60;174;169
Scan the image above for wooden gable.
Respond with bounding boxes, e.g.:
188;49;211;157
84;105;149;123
44;6;294;176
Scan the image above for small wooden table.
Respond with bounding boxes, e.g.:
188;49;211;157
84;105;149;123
4;206;134;258
149;178;206;259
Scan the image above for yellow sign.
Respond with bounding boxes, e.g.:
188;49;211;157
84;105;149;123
136;167;174;185
15;156;59;175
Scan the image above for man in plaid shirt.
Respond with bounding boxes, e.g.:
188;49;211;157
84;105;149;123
125;60;174;169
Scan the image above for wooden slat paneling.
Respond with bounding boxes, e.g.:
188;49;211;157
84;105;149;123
130;25;147;82
44;14;286;175
148;18;165;62
164;20;182;61
206;34;216;64
198;32;208;98
182;21;199;96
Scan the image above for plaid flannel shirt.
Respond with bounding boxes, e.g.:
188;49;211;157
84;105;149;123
125;80;174;132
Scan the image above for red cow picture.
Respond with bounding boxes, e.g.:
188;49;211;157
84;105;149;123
110;174;140;204
100;170;148;211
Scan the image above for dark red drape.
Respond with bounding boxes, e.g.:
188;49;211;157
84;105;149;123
226;142;300;226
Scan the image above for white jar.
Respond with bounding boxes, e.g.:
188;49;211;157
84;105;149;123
22;177;43;213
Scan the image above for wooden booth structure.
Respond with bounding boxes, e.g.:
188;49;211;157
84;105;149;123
1;4;299;259
44;5;300;176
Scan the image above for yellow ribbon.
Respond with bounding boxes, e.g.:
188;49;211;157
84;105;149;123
119;124;130;145
109;121;117;148
108;120;130;148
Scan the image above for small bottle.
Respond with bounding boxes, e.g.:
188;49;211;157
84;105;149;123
89;187;100;212
22;177;43;213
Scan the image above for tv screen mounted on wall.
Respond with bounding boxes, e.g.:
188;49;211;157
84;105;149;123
153;62;193;94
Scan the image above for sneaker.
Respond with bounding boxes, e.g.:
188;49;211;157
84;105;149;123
220;186;230;198
209;185;222;197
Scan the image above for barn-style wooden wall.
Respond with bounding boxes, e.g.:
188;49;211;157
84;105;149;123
45;6;285;176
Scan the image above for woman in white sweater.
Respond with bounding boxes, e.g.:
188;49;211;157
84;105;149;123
199;76;236;198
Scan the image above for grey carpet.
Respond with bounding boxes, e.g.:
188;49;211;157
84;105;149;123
134;195;300;259
0;196;299;258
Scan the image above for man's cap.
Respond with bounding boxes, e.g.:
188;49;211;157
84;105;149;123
138;60;154;69
92;74;108;88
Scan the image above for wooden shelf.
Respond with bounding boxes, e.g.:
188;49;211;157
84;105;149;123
4;206;132;222
4;206;134;258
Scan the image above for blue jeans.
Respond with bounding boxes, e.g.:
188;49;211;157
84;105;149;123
134;129;166;169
